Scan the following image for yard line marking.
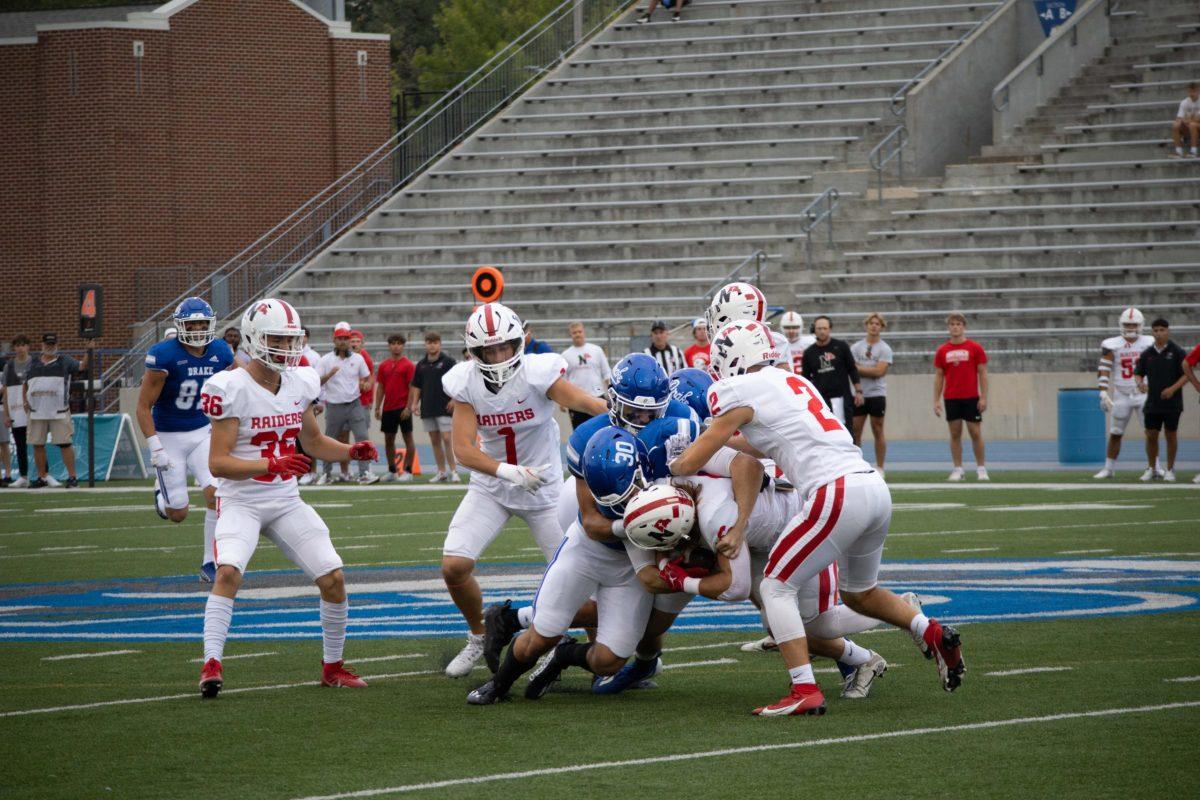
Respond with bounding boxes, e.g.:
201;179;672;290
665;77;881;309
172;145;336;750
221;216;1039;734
942;547;999;554
286;701;1200;800
981;503;1150;512
985;666;1073;677
661;658;737;670
888;483;1198;491
41;649;140;662
0;510;458;538
663;641;746;653
1057;549;1114;555
1165;676;1200;683
345;653;426;664
889;517;1200;539
38;545;99;551
34;504;203;514
188;651;279;663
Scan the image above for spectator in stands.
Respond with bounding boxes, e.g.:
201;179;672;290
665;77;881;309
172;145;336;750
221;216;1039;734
1171;82;1200;158
850;312;893;476
25;333;85;488
3;335;33;487
1135;318;1188;482
684;318;711;369
780;311;815;373
561;322;612;430
645;320;685;374
409;332;459;483
375;334;416;483
1184;341;1200;484
800;316;862;425
316;325;374;485
637;0;687;24
523;322;553;355
933;313;989;482
223;326;249;366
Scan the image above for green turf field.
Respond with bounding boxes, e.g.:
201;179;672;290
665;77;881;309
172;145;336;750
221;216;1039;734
1;477;1198;799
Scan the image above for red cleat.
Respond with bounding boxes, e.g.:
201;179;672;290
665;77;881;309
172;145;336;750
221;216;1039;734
199;658;223;699
923;619;965;692
321;660;368;688
752;684;827;717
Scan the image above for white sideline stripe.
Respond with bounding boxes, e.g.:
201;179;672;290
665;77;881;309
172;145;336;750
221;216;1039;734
663;641;746;653
41;649;140;661
1057;549;1114;555
888;518;1200;539
985;667;1073;677
287;702;1200;800
661;658;737;670
188;651;279;663
1165;676;1200;683
345;653;425;664
942;547;999;554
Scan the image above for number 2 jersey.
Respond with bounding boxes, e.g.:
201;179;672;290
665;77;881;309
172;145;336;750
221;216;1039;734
1101;334;1154;394
201;366;321;501
708;367;871;501
144;338;235;432
442;352;569;510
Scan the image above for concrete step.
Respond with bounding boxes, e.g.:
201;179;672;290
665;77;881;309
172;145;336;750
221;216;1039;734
537;62;929;95
495;97;894;130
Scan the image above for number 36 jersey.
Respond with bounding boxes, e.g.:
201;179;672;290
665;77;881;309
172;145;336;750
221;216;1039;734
442;352;568;511
708;368;871;501
144;338;235;432
201;366;321;501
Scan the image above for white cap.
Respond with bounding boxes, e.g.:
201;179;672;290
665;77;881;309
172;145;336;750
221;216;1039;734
692;317;707;329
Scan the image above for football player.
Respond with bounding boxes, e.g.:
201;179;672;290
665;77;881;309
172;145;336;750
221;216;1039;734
197;299;378;698
707;282;793;373
136;297;235;582
440;302;607;679
780;311;815;372
669;320;964;716
1094;308;1156;479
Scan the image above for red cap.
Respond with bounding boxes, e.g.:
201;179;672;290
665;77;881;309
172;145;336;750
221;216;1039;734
332;325;352;339
349;329;364;339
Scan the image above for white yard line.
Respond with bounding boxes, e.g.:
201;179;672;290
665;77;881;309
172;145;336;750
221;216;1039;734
1056;549;1114;555
661;658;737;670
985;667;1073;677
1164;676;1200;683
188;652;279;663
942;547;999;554
888;518;1200;539
344;653;426;664
41;649;140;662
663;641;747;653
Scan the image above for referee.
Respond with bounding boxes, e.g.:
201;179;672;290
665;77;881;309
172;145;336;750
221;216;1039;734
644;320;685;374
1135;318;1188;482
800;316;862;425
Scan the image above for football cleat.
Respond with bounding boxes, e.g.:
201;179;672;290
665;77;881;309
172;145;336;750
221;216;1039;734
1093;468;1115;479
1163;469;1177;483
45;475;63;488
740;635;778;653
975;467;989;482
430;472;448;484
321;660;368;688
924;620;965;692
467;679;509;705
199;658;223;699
199;562;216;583
482;600;522;674
840;652;887;700
901;591;932;659
1139;468;1158;482
445;633;485;678
592;655;662;695
358;472;380;486
947;467;964;482
10;477;29;488
753;685;827;717
525;638;574;700
153;488;169;520
450;472;462;483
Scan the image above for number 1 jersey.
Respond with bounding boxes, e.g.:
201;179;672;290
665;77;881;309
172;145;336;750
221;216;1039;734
144;338;235;432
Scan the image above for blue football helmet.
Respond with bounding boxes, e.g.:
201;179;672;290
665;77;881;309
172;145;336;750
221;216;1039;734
669;367;713;422
608;353;671;431
582;425;652;515
172;297;216;347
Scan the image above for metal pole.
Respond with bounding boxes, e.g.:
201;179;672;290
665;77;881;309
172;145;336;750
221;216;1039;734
86;346;95;488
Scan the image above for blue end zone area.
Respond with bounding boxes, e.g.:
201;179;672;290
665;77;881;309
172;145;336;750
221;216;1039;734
1;558;1196;642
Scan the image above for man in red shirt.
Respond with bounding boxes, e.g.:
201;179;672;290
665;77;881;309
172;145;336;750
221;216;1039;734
933;312;989;482
1185;342;1200;484
684;318;711;369
374;334;416;482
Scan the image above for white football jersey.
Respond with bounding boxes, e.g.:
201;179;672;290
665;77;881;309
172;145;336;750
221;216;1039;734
202;366;320;501
686;476;800;553
1101;335;1153;394
442;352;568;510
771;331;794;373
707;367;871;501
786;334;815;373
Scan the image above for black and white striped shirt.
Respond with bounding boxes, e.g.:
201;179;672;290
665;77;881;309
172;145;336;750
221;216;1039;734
644;344;686;375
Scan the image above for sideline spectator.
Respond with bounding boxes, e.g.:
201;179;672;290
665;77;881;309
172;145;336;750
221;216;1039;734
223;326;249;366
375;334;416;482
523;322;553;355
933;313;989;482
300;327;321;368
1184;341;1200;484
800;316;862;425
850;312;893;476
638;0;688;24
1135;318;1187;482
645;320;685;374
0;382;10;486
683;318;711;369
780;311;815;373
3;335;33;486
349;330;375;411
25;333;85;488
296;327;323;486
409;332;459;483
316;325;374;485
1171;82;1199;158
561;322;611;429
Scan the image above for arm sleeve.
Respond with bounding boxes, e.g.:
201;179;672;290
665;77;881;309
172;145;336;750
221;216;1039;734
706;379;747;417
698;445;739;477
144;343;168;372
298;368;321;405
880;341;894;363
800;348;814;379
356;356;370;380
1179;100;1189;119
717;542;752;603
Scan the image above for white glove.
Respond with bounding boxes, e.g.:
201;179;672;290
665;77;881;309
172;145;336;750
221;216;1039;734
664;432;692;464
147;435;172;470
1099;391;1113;413
495;463;553;493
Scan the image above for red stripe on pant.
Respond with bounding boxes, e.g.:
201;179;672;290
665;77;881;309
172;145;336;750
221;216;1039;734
775;477;845;583
764;483;828;577
833;560;841;607
818;565;831;614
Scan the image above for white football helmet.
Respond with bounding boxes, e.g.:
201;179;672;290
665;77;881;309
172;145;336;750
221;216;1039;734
706;282;767;331
709;320;782;381
465;302;525;386
241;298;304;371
623;484;696;551
779;311;804;339
1119;307;1144;341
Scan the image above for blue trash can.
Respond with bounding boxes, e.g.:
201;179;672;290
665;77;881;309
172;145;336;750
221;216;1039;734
1058;388;1106;464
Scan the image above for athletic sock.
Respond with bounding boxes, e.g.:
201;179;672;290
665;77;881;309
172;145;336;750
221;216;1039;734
320;599;349;664
909;613;930;639
516;605;534;629
634;647;661;663
839;639;872;667
203;594;235;662
557;640;594;673
1105;457;1116;470
202;509;217;566
493;644;537;693
788;663;816;687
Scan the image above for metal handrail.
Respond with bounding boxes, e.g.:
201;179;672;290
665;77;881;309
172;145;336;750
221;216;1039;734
800;188;840;265
992;0;1106;112
868;125;909;202
702;250;769;306
100;0;635;409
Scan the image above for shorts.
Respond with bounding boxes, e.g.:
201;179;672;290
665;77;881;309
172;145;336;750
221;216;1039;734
0;408;9;444
443;487;564;562
213;495;342;580
853;396;886;418
155;426;217;510
1109;391;1146;436
945;397;982;423
324;401;369;441
28;416;74;446
422;415;453;433
1143;409;1181;432
380;408;413;435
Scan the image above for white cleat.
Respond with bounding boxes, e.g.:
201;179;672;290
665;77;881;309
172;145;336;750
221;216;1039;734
445;633;485;678
1139;468;1158;482
359;472;380;485
1163;469;1177;483
841;651;888;700
396;472;413;483
901;591;932;659
315;473;331;486
975;467;990;482
379;472;397;483
10;476;28;488
740;635;778;653
45;475;63;488
335;472;354;484
450;471;462;483
430;472;448;484
947;467;964;482
1193;473;1200;484
1093;468;1115;479
298;473;315;486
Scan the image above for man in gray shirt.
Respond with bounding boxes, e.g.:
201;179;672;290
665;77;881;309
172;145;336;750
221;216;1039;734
850;313;893;476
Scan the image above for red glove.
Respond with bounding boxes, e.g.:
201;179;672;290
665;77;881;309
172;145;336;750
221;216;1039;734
349;441;378;461
672;555;711;579
267;453;312;480
658;560;690;593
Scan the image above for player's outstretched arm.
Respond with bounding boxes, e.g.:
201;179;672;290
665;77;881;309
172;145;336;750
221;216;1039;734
209;418;279;479
546;377;608;417
668;407;752;477
297;407;355;462
717;452;764;557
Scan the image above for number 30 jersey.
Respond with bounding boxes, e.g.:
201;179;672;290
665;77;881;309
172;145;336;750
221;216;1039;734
201;366;320;501
144;338;235;432
442;352;568;510
708;368;871;501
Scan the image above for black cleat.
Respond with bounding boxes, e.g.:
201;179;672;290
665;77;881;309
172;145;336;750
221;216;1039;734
525;638;574;700
483;600;522;674
467;679;509;705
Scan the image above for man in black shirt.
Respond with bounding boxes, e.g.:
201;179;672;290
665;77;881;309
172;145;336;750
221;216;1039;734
1135;318;1189;482
800;316;863;426
408;331;459;482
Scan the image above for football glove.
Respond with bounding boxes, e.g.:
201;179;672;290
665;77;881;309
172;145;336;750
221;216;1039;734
147;436;171;470
1099;391;1114;413
349;440;379;461
496;463;553;493
266;453;312;480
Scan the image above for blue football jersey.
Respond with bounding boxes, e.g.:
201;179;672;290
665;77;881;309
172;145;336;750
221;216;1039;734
638;416;701;481
145;338;235;432
565;399;697;479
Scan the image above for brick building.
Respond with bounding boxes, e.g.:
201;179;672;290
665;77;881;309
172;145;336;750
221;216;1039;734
0;0;390;352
